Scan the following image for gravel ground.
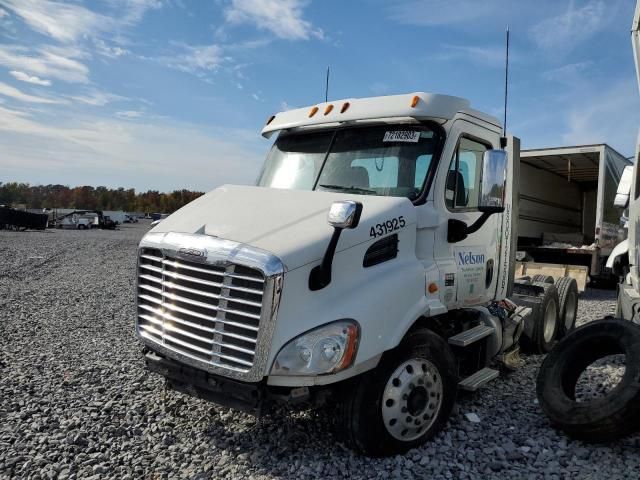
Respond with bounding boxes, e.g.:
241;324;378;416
1;223;639;480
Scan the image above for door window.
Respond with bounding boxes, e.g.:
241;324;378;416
445;137;488;210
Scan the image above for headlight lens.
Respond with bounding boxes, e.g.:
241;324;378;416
270;320;359;375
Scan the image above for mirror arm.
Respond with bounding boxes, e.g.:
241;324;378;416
309;227;342;291
464;211;492;236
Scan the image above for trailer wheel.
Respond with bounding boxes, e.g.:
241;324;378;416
531;274;554;284
555;277;579;338
339;329;457;456
536;319;640;442
520;282;560;354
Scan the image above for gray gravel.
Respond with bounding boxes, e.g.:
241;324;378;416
1;223;639;479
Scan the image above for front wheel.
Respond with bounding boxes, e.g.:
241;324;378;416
339;329;457;456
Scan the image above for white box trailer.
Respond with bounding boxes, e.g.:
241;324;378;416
517;144;631;285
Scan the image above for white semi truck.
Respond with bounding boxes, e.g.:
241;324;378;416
136;92;576;456
604;0;640;322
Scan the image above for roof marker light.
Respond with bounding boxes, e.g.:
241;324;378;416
324;104;334;115
309;106;319;117
410;95;420;108
340;102;350;113
266;115;276;125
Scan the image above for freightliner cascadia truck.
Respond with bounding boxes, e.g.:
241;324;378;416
135;92;580;456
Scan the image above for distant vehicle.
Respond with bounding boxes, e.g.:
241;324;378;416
56;210;117;230
124;214;139;223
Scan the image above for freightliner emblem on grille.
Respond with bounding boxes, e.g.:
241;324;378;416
177;247;207;260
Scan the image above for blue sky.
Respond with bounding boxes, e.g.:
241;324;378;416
0;0;638;192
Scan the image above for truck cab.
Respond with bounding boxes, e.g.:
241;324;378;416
137;92;537;456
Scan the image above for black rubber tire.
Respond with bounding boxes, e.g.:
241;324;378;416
531;274;554;284
520;282;560;354
339;329;457;457
556;277;579;338
536;318;640;442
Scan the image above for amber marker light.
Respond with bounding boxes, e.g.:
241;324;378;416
428;282;439;294
324;104;334;115
411;95;420;108
309;106;319;117
340;102;350;113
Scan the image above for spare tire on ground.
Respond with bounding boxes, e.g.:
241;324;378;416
555;277;579;339
536;318;640;442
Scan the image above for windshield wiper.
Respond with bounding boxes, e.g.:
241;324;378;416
318;184;376;195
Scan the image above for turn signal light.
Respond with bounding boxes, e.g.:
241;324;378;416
340;102;350;113
309;106;319;117
324;104;334;115
411;95;420;108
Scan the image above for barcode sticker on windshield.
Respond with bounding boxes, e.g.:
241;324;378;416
383;131;420;143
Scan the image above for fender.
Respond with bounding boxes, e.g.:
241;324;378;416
606;239;629;269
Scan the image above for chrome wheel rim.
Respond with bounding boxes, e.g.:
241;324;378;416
564;292;577;330
543;299;558;343
381;359;443;441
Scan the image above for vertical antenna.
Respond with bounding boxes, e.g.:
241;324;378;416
325;66;330;102
503;28;510;136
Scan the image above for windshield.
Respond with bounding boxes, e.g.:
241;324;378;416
257;124;442;200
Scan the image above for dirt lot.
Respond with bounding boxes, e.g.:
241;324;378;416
1;223;639;479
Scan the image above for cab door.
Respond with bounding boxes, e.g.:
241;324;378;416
433;120;502;309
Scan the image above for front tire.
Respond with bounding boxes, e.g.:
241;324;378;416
339;329;457;456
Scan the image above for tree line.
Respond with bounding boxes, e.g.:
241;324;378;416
0;182;204;213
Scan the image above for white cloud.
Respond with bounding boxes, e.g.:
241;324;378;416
115;110;143;118
542;61;593;84
0;45;90;83
224;0;323;40
9;70;51;86
0;106;265;192
387;0;506;26
530;0;608;53
0;6;7;17
163;44;226;75
0;0;112;43
561;79;639;154
436;44;509;68
0;81;64;104
68;90;128;107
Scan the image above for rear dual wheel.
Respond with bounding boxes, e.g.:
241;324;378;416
339;329;457;457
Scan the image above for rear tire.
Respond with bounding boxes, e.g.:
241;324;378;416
339;329;457;456
556;277;579;338
531;274;554;284
536;318;640;441
520;282;560;354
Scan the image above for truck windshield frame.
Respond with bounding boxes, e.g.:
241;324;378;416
256;122;445;204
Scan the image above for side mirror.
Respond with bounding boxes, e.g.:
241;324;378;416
478;150;507;213
328;201;362;229
310;201;363;291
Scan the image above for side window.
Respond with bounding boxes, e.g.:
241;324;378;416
445;137;488;210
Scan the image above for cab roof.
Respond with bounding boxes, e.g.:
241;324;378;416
260;92;501;138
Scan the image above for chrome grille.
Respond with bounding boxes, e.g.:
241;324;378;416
136;247;266;374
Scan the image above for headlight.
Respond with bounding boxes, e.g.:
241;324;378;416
270;320;360;376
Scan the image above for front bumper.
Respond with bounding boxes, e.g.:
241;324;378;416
145;350;266;414
144;349;333;415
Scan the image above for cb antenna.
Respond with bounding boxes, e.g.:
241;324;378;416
325;66;330;102
503;27;510;138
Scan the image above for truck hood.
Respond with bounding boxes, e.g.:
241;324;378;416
150;185;417;271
